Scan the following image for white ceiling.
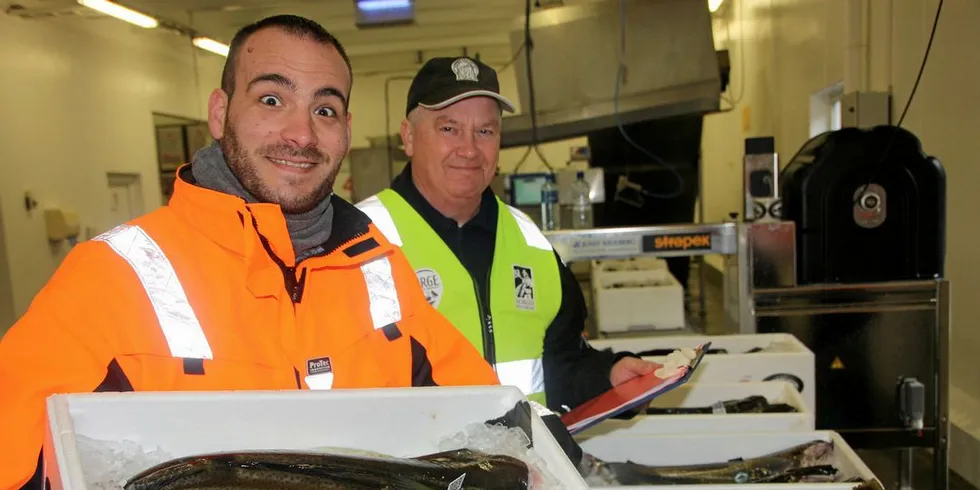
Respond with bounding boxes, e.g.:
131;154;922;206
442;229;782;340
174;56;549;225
9;0;604;62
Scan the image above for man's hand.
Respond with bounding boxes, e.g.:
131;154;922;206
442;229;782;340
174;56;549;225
609;356;657;386
609;357;659;413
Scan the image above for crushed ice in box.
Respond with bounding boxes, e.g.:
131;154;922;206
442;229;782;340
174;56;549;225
437;422;564;489
75;434;173;490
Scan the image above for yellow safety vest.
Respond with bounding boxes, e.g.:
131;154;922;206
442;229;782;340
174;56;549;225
357;189;562;405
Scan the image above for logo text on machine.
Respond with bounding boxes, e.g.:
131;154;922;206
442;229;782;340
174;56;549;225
648;233;713;251
513;265;535;311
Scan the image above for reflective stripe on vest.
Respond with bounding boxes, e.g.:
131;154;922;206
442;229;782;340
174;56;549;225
502;205;554;252
359;195;551;253
358;195;403;246
496;357;545;396
94;224;214;359
360;255;403;329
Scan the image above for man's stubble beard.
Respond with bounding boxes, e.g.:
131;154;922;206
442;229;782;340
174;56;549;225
220;119;339;214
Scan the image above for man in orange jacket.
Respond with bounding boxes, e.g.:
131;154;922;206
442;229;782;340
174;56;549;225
0;14;499;490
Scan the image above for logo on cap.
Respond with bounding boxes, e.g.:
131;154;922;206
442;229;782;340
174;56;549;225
451;58;480;82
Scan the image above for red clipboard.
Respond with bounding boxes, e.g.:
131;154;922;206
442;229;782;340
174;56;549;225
560;342;710;434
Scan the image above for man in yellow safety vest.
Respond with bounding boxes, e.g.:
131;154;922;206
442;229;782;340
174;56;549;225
356;56;656;413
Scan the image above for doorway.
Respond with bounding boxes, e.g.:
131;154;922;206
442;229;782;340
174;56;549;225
153;112;211;204
106;173;145;230
809;82;845;138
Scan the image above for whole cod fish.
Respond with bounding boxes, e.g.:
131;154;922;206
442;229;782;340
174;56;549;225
590;439;839;485
123;448;530;490
645;395;797;415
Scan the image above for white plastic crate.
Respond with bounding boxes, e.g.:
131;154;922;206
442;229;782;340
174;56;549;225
574;381;813;438
578;431;880;490
592;267;686;333
588;333;816;411
43;386;589;490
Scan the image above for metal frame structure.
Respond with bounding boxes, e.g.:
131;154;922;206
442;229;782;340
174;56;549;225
544;223;736;262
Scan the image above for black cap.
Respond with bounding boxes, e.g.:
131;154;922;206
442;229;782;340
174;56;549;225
405;56;516;116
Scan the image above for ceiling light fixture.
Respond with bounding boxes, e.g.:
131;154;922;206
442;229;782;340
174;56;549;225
357;0;412;11
354;0;414;28
192;37;230;57
708;0;725;13
77;0;158;28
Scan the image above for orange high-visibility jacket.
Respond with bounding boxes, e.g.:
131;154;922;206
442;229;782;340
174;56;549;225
0;166;500;489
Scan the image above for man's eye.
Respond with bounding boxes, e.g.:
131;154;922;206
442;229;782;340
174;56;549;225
259;96;281;106
315;107;336;117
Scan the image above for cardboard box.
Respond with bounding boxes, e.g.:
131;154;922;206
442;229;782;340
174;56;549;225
579;431;880;490
573;381;813;438
44;386;589;489
588;333;816;410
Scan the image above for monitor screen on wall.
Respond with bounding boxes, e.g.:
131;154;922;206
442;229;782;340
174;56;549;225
510;173;550;207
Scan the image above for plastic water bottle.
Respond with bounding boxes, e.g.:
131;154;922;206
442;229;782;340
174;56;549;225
570;171;593;229
540;174;560;231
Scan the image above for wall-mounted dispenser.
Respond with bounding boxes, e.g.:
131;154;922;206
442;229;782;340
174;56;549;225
44;208;81;242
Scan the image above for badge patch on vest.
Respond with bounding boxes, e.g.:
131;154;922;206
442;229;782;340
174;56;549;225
415;268;444;308
513;265;536;311
307;357;333;376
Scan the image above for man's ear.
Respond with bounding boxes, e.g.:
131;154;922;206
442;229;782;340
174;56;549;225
400;118;415;157
208;88;228;140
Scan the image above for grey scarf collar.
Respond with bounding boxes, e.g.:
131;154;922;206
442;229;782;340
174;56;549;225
190;141;333;259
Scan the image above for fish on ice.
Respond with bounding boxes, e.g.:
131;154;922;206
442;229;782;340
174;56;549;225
123;448;531;490
583;439;842;485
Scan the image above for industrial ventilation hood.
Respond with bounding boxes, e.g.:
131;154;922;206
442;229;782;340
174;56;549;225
501;0;726;148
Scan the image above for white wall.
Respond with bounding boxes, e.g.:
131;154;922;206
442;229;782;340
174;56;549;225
702;0;980;482
0;13;224;328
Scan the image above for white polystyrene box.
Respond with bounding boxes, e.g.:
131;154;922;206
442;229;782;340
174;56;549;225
573;381;813;438
43;386;589;490
592;268;686;333
589;333;816;411
590;258;672;285
579;431;880;490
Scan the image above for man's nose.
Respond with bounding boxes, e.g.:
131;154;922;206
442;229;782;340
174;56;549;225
455;132;478;159
281;110;318;148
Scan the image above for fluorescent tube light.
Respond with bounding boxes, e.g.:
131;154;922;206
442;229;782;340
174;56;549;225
193;37;230;57
357;0;412;11
77;0;159;28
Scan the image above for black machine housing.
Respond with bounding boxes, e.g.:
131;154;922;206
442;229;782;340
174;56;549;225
757;126;948;476
779;126;946;285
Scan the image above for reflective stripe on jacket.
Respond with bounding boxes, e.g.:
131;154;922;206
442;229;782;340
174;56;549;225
0;166;499;489
357;189;561;405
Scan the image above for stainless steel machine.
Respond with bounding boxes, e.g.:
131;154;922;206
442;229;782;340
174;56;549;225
541;127;950;490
